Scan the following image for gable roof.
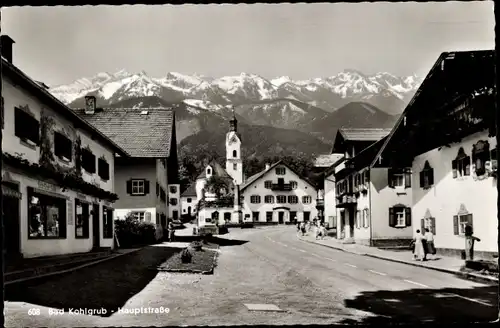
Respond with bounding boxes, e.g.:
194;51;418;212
331;128;391;154
2;58;128;157
181;183;197;197
313;154;344;168
370;50;495;167
240;160;317;192
73;107;174;158
196;160;232;180
322;156;346;178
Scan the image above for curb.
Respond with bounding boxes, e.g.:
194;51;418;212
299;238;499;284
5;248;143;286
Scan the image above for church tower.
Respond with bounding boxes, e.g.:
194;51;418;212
225;109;243;185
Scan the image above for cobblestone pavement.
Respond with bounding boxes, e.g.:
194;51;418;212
5;226;498;326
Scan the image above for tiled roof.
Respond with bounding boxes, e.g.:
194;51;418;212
196;161;232;180
73;107;174;158
313;154;344;168
181;183;197;197
339;128;392;141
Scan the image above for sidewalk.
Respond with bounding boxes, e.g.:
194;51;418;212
299;234;498;283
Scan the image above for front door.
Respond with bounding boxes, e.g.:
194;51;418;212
3;195;21;257
278;212;284;224
340;211;346;239
187;206;192;216
173;210;179;220
348;208;355;238
303;211;310;222
92;204;100;249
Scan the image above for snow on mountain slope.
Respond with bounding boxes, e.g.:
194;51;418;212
50;68;422;116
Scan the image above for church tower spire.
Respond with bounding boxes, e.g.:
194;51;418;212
225;106;243;185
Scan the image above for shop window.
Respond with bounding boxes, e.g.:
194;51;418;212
102;206;114;239
28;188;67;239
75;199;90;239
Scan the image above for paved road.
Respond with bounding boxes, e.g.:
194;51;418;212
4;226;498;326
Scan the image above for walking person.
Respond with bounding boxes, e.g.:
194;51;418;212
412;229;426;261
300;221;306;236
296;221;301;237
320;223;327;240
424;228;436;260
167;220;175;242
464;225;480;261
315;221;321;240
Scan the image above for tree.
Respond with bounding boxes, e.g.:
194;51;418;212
204;175;231;198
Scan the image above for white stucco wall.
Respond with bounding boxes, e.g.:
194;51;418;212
323;172;337;229
370;167;413;240
167;184;181;219
412;130;497;253
181;196;197;216
241;164;318;223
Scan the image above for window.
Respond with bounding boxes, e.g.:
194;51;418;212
419;161;434;189
207;168;212;175
224;212;232;222
250;195;261;204
453;213;473;235
264;195;274;204
288;195;298;204
452;148;471;178
290;181;298;190
421;217;436;235
75;199;90;239
169;186;177;194
356;210;361;228
277;195;287;204
472;140;490;176
266;211;273;222
98;157;110;181
233;150;237;158
81;148;96;173
127;179;148;195
103;207;114;238
27;188;67;239
264;181;272;189
233;163;237;171
187;198;192;203
389;206;411;228
363;208;370;228
131;211;145;221
388;168;411;188
252;212;260;222
275;167;286;175
15;107;40;146
156;183;160;196
170;198;178;206
54;132;73;162
302;196;312;204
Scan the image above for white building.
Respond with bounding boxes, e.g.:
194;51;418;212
180;184;197;218
378;50;497;259
167;184;181;220
1;35;129;259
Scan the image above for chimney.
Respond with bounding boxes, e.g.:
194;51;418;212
85;96;96;115
265;163;271;171
1;35;15;64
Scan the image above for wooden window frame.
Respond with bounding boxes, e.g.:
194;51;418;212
27;188;67;239
264;195;274;204
288;195;298;204
302;196;312;204
277;195;287;204
275;167;286;175
264;180;272;189
250;195;261;204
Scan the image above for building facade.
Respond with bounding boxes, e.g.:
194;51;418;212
378;50;496;259
74;101;179;240
1;37;129;259
180;184;197;218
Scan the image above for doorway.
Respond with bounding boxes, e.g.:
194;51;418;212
92;203;100;249
303;211;310;222
173;210;179;220
340;211;346;239
348;208;355;238
3;194;21;258
278;211;284;224
187;206;192;216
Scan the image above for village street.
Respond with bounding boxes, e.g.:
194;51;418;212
4;226;498;327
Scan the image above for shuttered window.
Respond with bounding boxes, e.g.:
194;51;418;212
453;213;473;235
419;161;434;189
389;205;411;228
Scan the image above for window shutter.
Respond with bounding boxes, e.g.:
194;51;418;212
451;160;457;178
144;180;150;194
420;218;425;232
428;168;434;186
467;214;473;231
388;207;395;227
404;170;411;188
145;212;151;222
405;207;412;227
419;171;424;188
453;215;459;235
388;169;394;188
464;156;471;176
126;180;132;194
430;217;436;235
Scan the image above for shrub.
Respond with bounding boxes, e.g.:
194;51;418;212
181;248;192;263
114;213;157;247
190;241;203;251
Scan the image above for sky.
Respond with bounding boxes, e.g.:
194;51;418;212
1;2;495;87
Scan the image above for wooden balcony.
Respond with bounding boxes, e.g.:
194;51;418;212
271;183;292;191
316;198;324;210
336;193;357;208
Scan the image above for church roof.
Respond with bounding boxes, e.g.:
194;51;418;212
181;183;197;197
196;160;232;180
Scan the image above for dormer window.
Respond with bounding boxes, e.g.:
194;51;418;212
452;148;471;178
419;161;434;189
54;132;73;162
81;148;96;173
472;140;490;176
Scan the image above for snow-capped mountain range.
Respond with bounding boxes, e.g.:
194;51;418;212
50;69;422;116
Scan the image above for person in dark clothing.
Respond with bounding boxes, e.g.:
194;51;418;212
167;221;174;242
